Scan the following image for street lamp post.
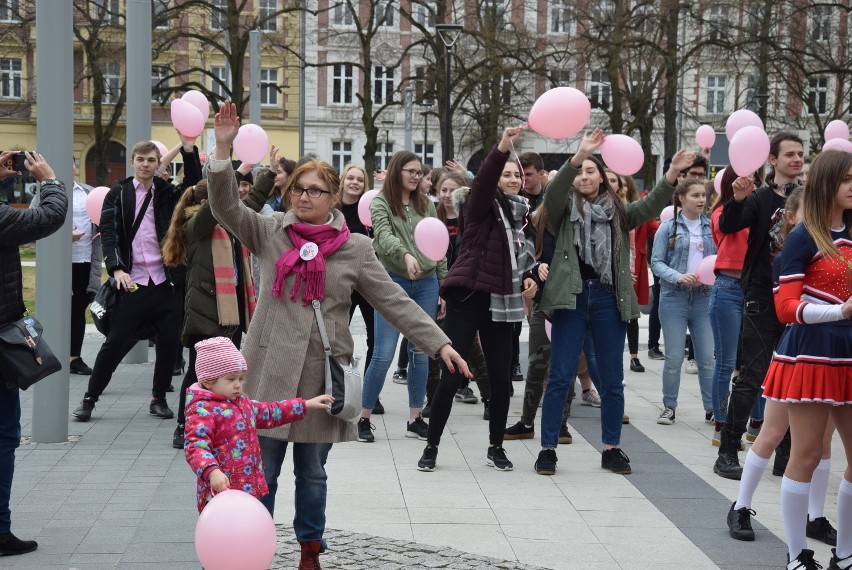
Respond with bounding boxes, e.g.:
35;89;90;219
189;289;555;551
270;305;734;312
435;23;463;164
421;111;429;164
381;118;394;170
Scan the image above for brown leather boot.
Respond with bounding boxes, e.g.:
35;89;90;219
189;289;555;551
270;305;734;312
298;540;322;570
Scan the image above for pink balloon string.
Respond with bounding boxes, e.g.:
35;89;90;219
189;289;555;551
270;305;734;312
508;138;530;246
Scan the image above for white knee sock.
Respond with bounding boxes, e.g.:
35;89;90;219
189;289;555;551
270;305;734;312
781;476;811;561
735;449;770;510
836;478;852;561
808;458;831;520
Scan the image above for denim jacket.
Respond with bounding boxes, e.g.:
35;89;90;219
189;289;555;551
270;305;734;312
650;213;717;292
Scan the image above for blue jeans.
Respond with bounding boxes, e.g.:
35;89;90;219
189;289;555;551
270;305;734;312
0;386;19;534
659;286;714;410
541;280;626;448
257;437;333;547
362;272;438;410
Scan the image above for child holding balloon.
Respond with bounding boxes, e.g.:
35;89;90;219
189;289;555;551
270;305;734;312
650;178;718;425
184;337;334;513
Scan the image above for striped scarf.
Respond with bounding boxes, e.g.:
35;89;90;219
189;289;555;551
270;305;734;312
211;226;256;329
490;194;536;322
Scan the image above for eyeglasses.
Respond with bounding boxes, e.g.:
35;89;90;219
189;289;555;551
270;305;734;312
291;185;332;198
401;168;424;179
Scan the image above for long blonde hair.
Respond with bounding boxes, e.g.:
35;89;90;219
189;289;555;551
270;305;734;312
162;180;208;267
802;150;852;259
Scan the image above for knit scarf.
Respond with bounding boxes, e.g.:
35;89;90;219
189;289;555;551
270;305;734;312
211;226;257;329
272;222;350;305
490;194;537;322
570;191;617;286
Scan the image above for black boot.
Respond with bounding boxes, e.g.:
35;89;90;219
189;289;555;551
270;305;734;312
0;532;37;555
713;427;743;480
773;429;791;476
482;398;489;421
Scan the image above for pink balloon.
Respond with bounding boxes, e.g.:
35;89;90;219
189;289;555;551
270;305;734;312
659;205;674;223
357;189;379;227
528;87;591;139
413;218;449;262
822;138;852;153
725;109;764;141
150;140;168;158
544;320;552;341
182;90;211;121
195;490;276;570
85;186;110;226
824;120;849;142
233;124;269;164
600;134;644;176
713;168;726;195
728;126;769;177
695;125;716;149
696;254;718;286
170;99;206;138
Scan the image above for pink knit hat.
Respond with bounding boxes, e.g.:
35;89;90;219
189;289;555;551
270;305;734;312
194;337;247;383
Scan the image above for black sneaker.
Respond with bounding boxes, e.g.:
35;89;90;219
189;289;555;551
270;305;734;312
372;398;385;415
787;549;821;570
486;446;513;471
392;368;407;384
482;398;490;421
357;418;375;443
558;424;573;444
69;358;93;375
629;358;645;372
657;407;675;425
647;347;665;360
72;396;96;421
0;532;37;556
421;402;431;419
504;421;534;440
406;417;429;440
727;502;755;541
454;386;478;404
149;398;174;419
511;364;523;381
535;449;558;476
172;424;185;449
601;448;631;474
828;547;852;569
807;516;837;546
417;445;438;471
705;410;715;424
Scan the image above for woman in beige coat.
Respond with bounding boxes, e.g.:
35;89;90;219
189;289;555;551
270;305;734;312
207;102;469;570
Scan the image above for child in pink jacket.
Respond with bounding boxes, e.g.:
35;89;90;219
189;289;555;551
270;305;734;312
184;337;333;512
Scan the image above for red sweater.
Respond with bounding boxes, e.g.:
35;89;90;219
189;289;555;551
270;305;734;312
711;207;748;274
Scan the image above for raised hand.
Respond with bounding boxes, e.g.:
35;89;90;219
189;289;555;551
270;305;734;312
269;144;280;166
665;149;697;185
570;128;605;167
497;126;523;153
24;152;56;182
213;101;240;159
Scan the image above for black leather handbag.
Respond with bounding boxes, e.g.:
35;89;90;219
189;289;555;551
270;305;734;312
89;278;117;336
0;315;61;390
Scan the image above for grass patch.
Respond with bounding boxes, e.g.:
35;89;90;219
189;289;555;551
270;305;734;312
19;244;35;261
22;266;108;324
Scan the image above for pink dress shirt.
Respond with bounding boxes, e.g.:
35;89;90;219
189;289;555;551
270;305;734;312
129;178;167;286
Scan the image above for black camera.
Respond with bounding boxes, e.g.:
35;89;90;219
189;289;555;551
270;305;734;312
1;152;29;174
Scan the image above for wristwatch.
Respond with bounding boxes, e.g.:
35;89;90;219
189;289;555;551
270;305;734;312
39;178;62;187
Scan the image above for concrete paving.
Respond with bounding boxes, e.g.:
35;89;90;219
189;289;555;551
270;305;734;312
9;316;845;569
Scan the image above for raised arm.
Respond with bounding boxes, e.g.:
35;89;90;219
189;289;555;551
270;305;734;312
543;129;605;230
0;152;68;245
626;149;694;229
464;127;519;223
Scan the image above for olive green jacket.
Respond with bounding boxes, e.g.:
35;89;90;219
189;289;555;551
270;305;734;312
540;163;675;322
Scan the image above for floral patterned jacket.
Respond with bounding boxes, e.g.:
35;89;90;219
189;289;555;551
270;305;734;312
184;382;306;512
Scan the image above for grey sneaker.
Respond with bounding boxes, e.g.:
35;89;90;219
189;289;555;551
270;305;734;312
581;389;601;407
685;359;699;374
657;407;676;425
648;347;665;360
454;386;478;404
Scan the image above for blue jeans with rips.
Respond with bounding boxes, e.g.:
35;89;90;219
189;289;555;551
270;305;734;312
541;280;626;449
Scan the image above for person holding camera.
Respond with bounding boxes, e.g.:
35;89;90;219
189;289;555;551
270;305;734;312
0;151;68;556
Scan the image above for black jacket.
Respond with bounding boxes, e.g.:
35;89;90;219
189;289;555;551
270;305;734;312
100;147;201;287
0;182;68;323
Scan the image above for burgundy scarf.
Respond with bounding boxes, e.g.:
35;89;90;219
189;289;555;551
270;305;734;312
272;222;350;305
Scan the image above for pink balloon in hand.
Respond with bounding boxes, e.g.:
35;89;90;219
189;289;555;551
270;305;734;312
528;87;591;139
233;124;270;164
413;218;449;262
195;490;276;570
728;126;769;177
695;125;716;149
357;189;380;227
695;255;718;286
600;134;644;176
85;186;110;226
170;99;206;138
182;90;211;121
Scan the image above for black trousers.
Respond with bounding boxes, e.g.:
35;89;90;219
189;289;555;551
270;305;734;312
71;263;91;358
349;290;375;374
626;318;639;355
427;288;514;447
85;281;183;401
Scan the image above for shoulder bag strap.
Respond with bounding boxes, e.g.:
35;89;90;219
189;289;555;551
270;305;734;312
312;300;333;394
128;189;153;243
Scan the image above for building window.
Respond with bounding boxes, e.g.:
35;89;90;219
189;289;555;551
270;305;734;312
414;0;436;27
415;66;435;105
549;0;572;34
332;63;354;104
482;0;506;31
809;4;831;41
211;66;229;101
590;0;614;34
500;74;512;106
332;1;354;26
377;142;393;170
374;1;394;27
707;6;729;42
415;143;434;166
0;0;20;23
151;65;169;103
808;76;828;115
331;141;352;173
92;0;120;25
589;70;611;110
152;0;169;29
210;0;227;30
260;68;278;107
706;75;726;115
548;69;571;88
0;58;21;99
259;0;277;31
102;62;120;104
374;66;395;105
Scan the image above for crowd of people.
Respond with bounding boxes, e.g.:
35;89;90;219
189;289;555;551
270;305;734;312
2;102;851;570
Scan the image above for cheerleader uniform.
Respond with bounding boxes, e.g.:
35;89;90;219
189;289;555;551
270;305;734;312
761;224;852;403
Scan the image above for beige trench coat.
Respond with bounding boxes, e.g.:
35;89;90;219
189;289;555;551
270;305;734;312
207;160;450;443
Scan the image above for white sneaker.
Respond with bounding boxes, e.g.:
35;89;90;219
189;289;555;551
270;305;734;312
685;359;699;374
581;389;601;408
657;407;676;425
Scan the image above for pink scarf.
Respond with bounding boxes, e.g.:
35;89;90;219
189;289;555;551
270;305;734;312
272;222;350;305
